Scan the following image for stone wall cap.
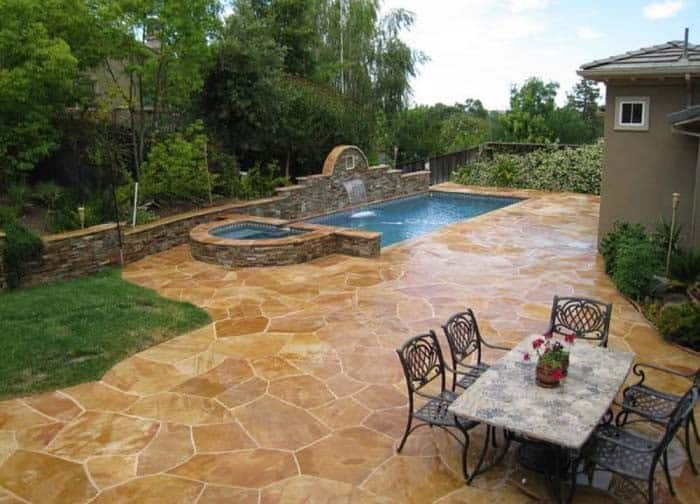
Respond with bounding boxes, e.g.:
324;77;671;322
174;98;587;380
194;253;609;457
190;215;333;248
401;170;431;178
275;185;306;192
297;174;327;181
43;222;119;242
333;228;381;240
124;196;285;235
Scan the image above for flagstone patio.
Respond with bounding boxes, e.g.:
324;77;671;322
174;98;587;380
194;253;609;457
0;184;698;503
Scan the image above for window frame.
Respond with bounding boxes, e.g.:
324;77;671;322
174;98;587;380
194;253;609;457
614;96;650;131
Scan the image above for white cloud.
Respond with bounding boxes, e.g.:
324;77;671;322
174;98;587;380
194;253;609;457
381;0;588;109
643;1;684;20
508;0;551;13
496;16;545;39
576;26;602;40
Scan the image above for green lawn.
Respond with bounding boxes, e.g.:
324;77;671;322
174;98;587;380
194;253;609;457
0;269;211;400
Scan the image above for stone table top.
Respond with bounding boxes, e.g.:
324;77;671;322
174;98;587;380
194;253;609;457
448;334;634;449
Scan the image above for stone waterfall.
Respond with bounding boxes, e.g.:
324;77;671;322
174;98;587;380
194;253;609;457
343;179;368;204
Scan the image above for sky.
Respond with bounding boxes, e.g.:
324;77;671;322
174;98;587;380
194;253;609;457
380;0;699;109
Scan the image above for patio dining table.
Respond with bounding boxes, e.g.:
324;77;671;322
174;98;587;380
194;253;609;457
448;334;635;502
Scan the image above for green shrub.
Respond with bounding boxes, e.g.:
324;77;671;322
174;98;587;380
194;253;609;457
7;184;31;208
612;236;660;300
46;199;110;234
656;302;700;352
451;141;603;194
134;208;158;225
140;121;215;204
491;156;519;187
219;162;289;200
669;249;700;285
47;209;79;233
652;218;683;255
210;149;240;197
2;222;44;289
241;162;288;199
32;182;65;210
600;222;647;275
0;206;19;228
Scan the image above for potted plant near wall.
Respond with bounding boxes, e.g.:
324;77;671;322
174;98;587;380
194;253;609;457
524;333;574;388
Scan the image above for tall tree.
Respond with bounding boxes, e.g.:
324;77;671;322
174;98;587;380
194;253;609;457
314;1;423;115
274;75;367;176
95;0;223;178
251;0;319;76
566;78;603;141
439;114;489;152
201;2;285;162
373;7;424;116
0;0;86;184
461;98;488;119
567;78;601;123
501;78;559;143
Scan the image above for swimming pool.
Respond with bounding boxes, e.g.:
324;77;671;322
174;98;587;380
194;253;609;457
306;191;521;246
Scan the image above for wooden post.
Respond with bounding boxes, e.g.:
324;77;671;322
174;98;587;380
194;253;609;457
0;232;6;291
666;193;681;276
204;140;213;206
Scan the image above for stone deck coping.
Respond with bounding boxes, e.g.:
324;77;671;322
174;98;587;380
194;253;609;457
1;183;696;504
190;215;333;248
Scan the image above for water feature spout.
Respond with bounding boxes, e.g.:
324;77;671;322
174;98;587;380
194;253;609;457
343;179;367;204
350;210;376;219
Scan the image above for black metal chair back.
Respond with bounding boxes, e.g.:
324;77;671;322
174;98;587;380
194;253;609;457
549;295;612;347
396;331;447;397
442;309;482;370
658;387;699;454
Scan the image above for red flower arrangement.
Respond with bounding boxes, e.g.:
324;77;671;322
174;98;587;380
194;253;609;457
523;331;573;388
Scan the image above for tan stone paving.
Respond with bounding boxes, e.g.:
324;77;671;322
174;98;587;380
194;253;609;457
0;184;698;503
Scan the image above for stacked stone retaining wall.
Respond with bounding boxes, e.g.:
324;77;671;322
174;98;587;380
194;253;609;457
0;146;429;290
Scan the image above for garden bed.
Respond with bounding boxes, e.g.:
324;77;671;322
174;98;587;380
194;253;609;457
601;221;699;352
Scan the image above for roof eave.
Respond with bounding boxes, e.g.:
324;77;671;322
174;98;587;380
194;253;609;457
667;105;700;126
578;64;700;81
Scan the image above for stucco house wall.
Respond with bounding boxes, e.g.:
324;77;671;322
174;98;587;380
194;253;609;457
600;80;700;248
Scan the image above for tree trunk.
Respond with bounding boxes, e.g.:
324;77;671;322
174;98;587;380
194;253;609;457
285;149;291;179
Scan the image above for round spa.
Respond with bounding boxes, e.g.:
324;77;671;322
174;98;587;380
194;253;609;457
189;217;336;268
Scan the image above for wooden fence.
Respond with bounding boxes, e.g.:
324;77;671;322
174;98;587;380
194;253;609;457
398;142;579;185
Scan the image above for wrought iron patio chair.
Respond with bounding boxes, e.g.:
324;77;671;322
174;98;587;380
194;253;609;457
441;309;511;392
577;387;698;504
396;331;491;483
548;295;612;347
615;362;700;475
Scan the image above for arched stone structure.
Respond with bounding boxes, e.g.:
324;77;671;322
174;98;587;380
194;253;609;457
321;145;370;177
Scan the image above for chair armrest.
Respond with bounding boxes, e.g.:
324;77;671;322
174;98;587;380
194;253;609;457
632;362;696;380
448;363;486;378
480;339;511;352
594;431;657;454
414;389;449;403
612;400;668;422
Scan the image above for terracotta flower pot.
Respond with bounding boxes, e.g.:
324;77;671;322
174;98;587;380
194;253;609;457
536;361;562;388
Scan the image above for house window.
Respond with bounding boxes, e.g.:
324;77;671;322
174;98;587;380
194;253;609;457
614;97;649;131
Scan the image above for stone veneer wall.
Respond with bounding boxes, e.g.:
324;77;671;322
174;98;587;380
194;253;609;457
191;230;339;268
190;216;381;268
1;146;429;290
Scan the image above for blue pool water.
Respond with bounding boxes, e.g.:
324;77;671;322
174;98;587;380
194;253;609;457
211;222;307;240
306;192;521;246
